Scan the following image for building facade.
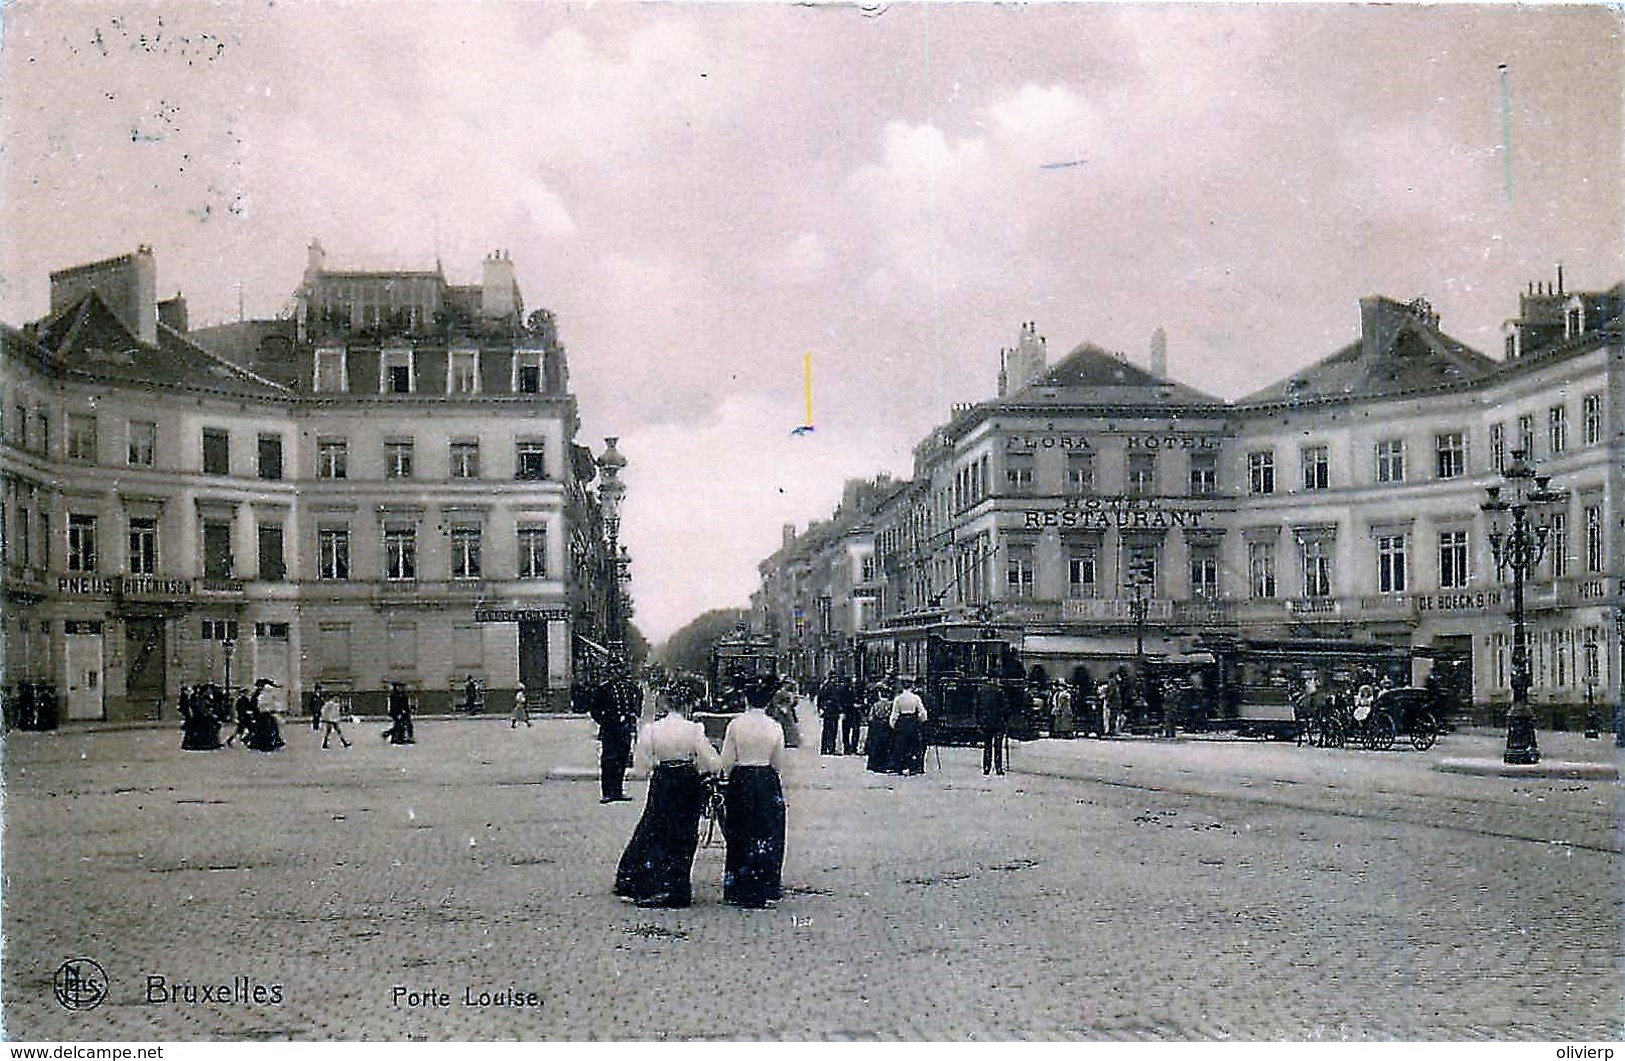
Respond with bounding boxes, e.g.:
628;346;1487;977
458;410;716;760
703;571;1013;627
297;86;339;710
1;245;605;722
755;274;1623;724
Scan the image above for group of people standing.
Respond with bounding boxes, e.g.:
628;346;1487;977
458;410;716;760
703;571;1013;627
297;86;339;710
610;669;787;909
179;679;284;752
860;678;930;775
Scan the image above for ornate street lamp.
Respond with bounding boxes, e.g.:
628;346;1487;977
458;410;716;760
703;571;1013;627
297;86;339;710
1481;449;1567;765
597;437;628;655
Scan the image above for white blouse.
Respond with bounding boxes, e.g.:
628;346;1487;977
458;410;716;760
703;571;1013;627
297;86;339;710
634;713;721;773
719;709;786;773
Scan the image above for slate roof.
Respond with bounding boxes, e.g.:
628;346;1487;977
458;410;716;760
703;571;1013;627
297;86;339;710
1240;296;1500;405
1008;341;1226;407
24;291;292;400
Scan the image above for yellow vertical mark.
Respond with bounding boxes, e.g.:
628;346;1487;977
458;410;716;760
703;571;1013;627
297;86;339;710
804;352;814;427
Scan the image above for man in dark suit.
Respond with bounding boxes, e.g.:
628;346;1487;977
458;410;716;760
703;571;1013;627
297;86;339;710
975;677;1008;776
592;659;643;803
816;674;847;756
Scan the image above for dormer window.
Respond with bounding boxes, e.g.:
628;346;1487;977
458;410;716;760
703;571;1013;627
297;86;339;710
1564;303;1584;339
513;349;543;394
314;347;347;393
381;348;414;394
448;349;480;395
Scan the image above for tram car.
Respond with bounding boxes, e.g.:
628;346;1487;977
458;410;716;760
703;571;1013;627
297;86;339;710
854;624;1040;744
1183;637;1417;740
694;632;780;746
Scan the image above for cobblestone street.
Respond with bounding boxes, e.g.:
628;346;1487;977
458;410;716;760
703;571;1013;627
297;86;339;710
2;719;1619;1041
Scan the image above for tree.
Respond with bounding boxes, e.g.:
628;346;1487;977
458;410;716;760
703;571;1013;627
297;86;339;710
658;608;751;676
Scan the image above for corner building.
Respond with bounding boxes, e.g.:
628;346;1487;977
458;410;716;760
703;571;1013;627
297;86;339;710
1;244;591;721
761;274;1623;725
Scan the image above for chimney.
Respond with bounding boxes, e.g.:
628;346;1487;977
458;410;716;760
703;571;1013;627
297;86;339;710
782;523;797;548
49;246;158;344
1556;262;1564;297
1150;327;1167;378
481;249;518;319
158;293;188;333
306;238;326;277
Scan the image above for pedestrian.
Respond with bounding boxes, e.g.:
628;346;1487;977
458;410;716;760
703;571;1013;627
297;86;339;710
864;682;893;773
770;680;802;748
888;678;928;775
179;684;223;751
318;688;351;748
591;658;642;803
226;686;255;748
511;681;531;728
386;681;415;744
816;674;845;756
1051;681;1075;739
719;677;787;908
614;682;721;908
463;674;483;715
976;676;1008;775
840;675;866;755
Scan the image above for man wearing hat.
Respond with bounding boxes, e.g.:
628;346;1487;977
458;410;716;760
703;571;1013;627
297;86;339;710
592;659;643;803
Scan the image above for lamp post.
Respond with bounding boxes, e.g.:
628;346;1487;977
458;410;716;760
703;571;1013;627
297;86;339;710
222;638;236;693
1481;449;1567;765
597;437;628;656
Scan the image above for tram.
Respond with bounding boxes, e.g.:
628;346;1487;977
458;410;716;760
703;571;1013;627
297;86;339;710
693;631;780;745
853;624;1040;744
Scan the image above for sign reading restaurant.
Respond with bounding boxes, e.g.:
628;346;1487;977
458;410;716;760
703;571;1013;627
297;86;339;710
1021;497;1211;530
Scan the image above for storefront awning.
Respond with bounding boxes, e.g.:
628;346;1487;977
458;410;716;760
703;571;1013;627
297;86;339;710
574;633;614;660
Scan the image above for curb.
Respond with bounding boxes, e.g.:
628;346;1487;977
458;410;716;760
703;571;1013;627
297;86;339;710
1433;757;1619;780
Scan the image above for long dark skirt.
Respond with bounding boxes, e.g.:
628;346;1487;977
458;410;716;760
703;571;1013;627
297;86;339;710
892;714;924;773
245;712;284;752
180;714;223;751
722;765;784;907
865;721;892;773
615;764;705;906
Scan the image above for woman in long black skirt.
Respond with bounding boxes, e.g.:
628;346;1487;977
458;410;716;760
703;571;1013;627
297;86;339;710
864;683;893;773
719;680;788;908
614;686;720;908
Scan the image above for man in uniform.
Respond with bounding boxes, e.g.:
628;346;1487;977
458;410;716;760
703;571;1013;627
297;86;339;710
976;676;1008;776
592;659;643;803
816;674;847;756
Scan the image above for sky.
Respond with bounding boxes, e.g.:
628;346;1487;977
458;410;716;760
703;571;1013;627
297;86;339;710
1;2;1620;645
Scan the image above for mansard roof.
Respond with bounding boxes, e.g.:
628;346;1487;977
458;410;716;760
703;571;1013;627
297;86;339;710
1240;296;1499;406
25;291;292;400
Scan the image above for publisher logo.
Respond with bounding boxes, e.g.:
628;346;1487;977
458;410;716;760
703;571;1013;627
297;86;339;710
54;958;108;1011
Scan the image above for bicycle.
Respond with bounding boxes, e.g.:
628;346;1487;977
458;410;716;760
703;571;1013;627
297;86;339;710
699;775;727;848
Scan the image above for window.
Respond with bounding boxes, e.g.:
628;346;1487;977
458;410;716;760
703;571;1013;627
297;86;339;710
1550;512;1569;577
450;525;482;579
382;349;414;394
36;412;49;456
67;414;97;463
515;440;547;481
388;622;417;670
1248;541;1276;599
1582;394;1603;447
1124;548;1157;595
128;518;157;576
1067;452;1096;493
258;435;283;480
1434;432;1466;479
1189;547;1219;599
385;440;414;480
37;510;49;568
453;624;483;669
384;524;417;581
1005;544;1034;599
319;527;350;580
317;438;348;480
1517;414;1535;459
128;421;156;466
1127;453;1156;496
201;428;229;476
1584;629;1602;685
1188;453;1217;496
1489;423;1505;473
1438;530;1470;590
314;348;347;393
518;526;548;578
450;440;480;479
1548;406;1568;456
1248;451;1275;495
514;351;543;394
1584;504;1604;572
1301;445;1329;491
1377;534;1407;593
258;523;285;582
318;623;352;674
254;622;290;640
1375;439;1405;484
1005;454;1035;493
68;514;97;572
1300;538;1333;598
449;350;480;395
201;618;239;642
203;521;233;580
12;405;24;447
860;556;876;582
1066;547;1097;599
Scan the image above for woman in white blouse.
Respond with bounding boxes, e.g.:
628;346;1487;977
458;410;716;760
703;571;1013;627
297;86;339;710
718;677;788;908
613;682;721;908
